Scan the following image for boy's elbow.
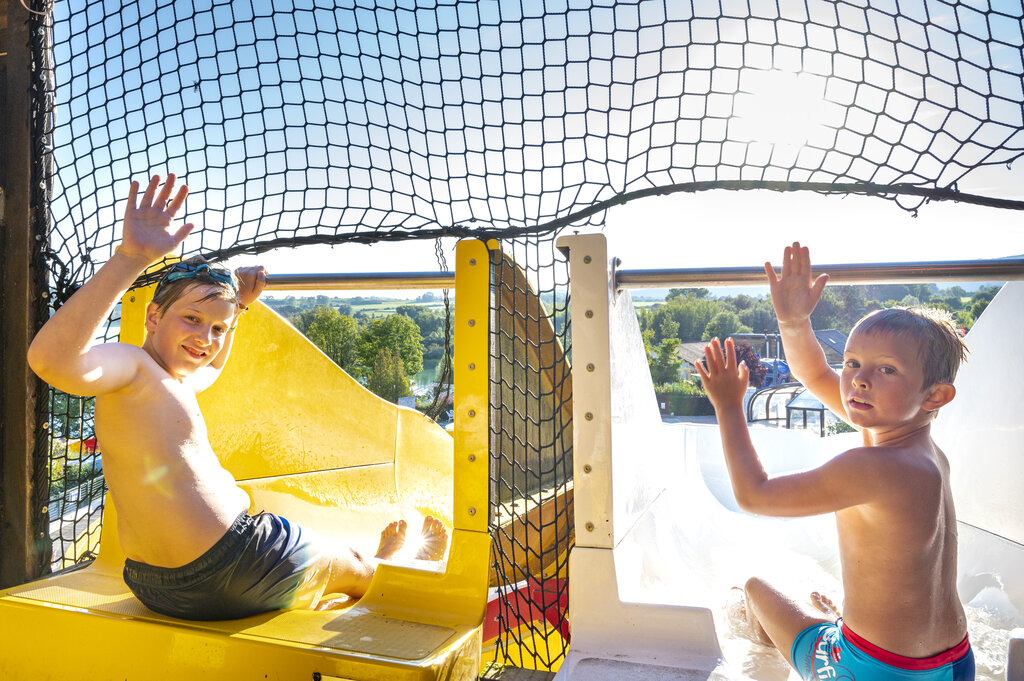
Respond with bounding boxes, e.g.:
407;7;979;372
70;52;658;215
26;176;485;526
732;483;772;515
26;340;54;381
733;491;758;514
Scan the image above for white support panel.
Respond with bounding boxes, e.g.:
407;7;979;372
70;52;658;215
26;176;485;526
555;233;724;681
556;547;725;681
558;233;615;549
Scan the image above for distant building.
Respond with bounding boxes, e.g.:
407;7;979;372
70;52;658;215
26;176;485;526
812;330;847;364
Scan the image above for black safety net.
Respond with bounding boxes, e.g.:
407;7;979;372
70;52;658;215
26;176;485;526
486;237;574;672
18;0;1024;671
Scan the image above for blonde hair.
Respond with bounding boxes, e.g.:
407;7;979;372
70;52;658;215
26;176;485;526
851;306;968;389
151;256;240;311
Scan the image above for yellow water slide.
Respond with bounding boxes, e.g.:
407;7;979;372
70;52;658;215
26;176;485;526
0;240;493;681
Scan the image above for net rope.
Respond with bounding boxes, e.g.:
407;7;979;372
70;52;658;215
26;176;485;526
23;0;1024;669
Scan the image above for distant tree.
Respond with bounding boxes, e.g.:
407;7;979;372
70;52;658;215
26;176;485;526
396;304;444;337
946;285;968;299
833;285;868;333
970;298;990;323
954;309;974;331
640;325;655;358
667;287;710;300
733;294;755;310
864;284;930;304
809;288;843;330
301;306;360;374
739;300;777;334
733;341;768;388
971;287;999;305
932;296;963;311
702;310;752;340
659;317;680;341
366;348;411;402
650;337;683;385
358;314;424;378
658;295;719;341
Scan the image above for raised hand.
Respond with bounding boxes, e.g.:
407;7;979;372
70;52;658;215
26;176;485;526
118;175;195;264
234;265;268;308
764;241;829;325
694;337;750;410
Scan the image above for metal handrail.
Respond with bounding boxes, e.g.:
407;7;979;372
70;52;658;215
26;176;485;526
262;257;1024;291
616;257;1024;289
266;271;455;291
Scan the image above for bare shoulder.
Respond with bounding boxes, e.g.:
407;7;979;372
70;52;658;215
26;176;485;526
836;443;939;475
836;443;945;502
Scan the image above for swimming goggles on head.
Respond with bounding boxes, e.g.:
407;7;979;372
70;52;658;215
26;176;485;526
155;262;237;293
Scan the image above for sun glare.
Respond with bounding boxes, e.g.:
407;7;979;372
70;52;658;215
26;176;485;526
732;70;830;148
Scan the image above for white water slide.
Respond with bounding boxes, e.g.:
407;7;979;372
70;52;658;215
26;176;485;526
554;233;1024;681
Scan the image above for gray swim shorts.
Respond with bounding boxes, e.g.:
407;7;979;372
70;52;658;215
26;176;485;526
123;511;328;621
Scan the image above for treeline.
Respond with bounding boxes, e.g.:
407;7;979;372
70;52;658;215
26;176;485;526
264;295;450;405
640;283;999;389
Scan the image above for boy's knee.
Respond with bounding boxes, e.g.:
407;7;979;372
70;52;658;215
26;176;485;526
744;575;768;596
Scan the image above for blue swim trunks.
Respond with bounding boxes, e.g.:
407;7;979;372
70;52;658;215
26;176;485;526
792;620;974;681
123;512;331;621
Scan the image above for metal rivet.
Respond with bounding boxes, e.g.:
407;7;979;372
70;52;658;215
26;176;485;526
468;319;475;327
41;292;49;299
585;310;593;318
468;454;476;462
130;296;136;303
39;532;45;538
583;255;592;264
585;412;594;421
585;522;595;532
42;422;49;430
586;363;595;372
583;464;592;474
35;234;42;242
41;506;48;514
468;507;477;516
468;409;476;418
469;258;477;266
468;363;476;370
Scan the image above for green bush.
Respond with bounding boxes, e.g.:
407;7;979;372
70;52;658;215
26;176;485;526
49;460;101;498
656;380;705;395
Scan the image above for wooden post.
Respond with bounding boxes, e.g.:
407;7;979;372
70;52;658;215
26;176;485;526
0;0;50;588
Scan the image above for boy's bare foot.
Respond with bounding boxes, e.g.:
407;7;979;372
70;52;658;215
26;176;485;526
415;516;448;561
375;520;407;560
811;591;841;619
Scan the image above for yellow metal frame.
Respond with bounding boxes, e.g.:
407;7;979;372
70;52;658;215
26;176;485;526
453;238;491;534
0;241;493;680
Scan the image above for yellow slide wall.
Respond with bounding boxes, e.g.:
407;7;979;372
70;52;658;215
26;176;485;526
0;240;492;680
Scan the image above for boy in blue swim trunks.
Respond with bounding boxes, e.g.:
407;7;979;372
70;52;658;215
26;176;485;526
695;242;973;680
28;175;448;621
